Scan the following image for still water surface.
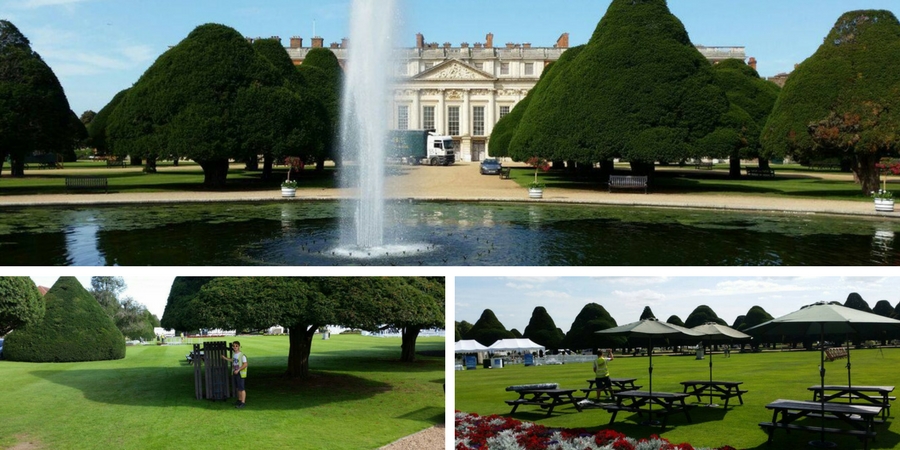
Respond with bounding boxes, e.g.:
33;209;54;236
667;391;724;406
0;201;897;266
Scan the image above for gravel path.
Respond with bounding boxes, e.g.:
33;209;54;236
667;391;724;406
1;162;896;219
379;424;445;450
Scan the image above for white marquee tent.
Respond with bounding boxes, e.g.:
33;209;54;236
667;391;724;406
487;338;545;352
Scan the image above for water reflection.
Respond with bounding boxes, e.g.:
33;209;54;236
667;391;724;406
64;213;106;266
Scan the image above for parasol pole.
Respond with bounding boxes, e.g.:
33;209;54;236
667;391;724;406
708;343;715;406
810;323;835;448
846;333;852;405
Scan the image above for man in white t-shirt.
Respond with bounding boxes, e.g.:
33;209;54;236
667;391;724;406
222;341;248;408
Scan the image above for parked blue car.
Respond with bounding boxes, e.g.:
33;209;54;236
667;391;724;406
479;158;502;175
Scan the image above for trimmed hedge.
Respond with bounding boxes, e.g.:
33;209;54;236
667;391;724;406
5;277;125;362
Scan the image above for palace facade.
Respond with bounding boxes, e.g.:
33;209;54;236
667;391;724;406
283;34;750;162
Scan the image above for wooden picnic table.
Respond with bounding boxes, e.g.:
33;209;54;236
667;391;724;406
601;390;693;429
680;380;747;407
582;377;642;398
505;388;583;416
760;399;881;449
808;385;894;419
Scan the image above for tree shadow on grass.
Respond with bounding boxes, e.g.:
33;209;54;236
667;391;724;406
27;364;440;412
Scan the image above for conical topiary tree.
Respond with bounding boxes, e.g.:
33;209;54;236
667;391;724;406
844;292;873;312
737;305;774;350
684;305;727;328
522;306;565;350
639;306;656;321
0;276;44;336
562;303;624;350
4;277;125;362
508;0;727;175
666;315;685;327
761;10;900;194
465;309;514;346
873;300;894;317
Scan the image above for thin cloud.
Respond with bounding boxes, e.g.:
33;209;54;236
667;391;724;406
14;0;88;8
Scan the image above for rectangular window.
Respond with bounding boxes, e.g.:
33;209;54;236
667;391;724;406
499;106;510;119
474;62;484;71
524;62;534;76
500;62;510;75
472;106;485;136
448;106;460;136
397;105;409;130
422;106;435;130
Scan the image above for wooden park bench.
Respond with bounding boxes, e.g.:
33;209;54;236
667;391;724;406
745;167;775;178
608;175;648;193
65;176;108;193
106;157;126;168
499;167;511;179
695;161;713;170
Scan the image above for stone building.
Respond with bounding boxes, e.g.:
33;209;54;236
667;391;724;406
283;34;749;162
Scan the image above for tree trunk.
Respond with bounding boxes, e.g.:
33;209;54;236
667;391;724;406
758;159;770;170
729;151;742;178
0;149;6;177
245;155;259;171
262;155;273;180
143;156;157;173
10;156;25;177
130;156;143;166
854;153;880;195
400;326;422;362
198;158;230;187
316;159;325;172
286;323;320;378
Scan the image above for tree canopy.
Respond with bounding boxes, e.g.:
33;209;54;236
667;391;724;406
872;300;894;318
465;309;514;346
4;277;124;362
522;306;565;350
107;24;320;186
507;0;727;174
562;303;623;350
86;88;129;157
761;10;900;193
0;277;44;336
162;277;443;378
844;292;873;313
684;305;727;328
297;47;343;169
0;20;81;177
639;306;656;321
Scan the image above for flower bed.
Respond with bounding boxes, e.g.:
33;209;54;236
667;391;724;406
455;411;735;450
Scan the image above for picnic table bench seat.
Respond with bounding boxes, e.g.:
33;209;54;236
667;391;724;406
825;347;848;361
65;176;108;193
695;161;713;170
106;158;126;168
505;383;558;392
608;175;648;193
744;167;775;178
758;421;875;448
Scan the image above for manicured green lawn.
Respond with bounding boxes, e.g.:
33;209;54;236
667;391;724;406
455;348;900;449
0;162;335;195
509;163;882;202
1;334;444;450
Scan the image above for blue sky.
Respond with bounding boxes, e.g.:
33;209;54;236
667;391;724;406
5;0;899;116
455;276;900;335
29;275;175;318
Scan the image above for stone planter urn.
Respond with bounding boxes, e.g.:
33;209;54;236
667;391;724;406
528;187;543;199
281;187;297;198
874;198;894;212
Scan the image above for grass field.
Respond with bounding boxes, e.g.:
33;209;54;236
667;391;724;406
455;347;900;449
0;334;444;450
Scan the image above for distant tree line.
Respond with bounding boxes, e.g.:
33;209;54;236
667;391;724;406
456;291;900;351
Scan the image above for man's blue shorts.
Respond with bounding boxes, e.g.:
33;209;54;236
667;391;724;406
234;374;246;391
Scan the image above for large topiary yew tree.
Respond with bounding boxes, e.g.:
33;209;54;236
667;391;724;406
507;0;727;176
522;306;565;350
4;277;124;362
761;10;900;194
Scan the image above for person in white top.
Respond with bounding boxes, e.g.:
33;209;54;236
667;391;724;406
221;341;248;408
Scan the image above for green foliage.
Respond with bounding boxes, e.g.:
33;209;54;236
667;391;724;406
5;277;124;362
297;48;342;165
465;309;514;346
639;306;656;321
160;277;214;332
737;305;774;332
666;315;685;327
456;320;473;341
562;303;624;350
844;292;873;312
0;277;44;336
522;306;565;350
87;88;129;155
508;0;727;168
761;10;900;193
0;20;80;177
684;305;727;328
872;300;894;318
107;23;308;186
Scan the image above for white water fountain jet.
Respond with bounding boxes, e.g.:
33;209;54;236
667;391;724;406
338;0;398;249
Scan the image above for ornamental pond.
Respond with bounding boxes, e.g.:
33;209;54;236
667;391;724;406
0;200;898;266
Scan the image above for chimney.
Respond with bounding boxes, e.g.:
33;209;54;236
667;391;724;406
474;42;483;48
523;42;531;49
748;57;757;70
312;36;324;48
416;33;425;49
443;42;452;48
341;38;349;48
505;42;516;49
485;33;494;48
330;42;340;49
270;36;281;45
460;42;469;48
556;33;569;49
290;36;303;48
